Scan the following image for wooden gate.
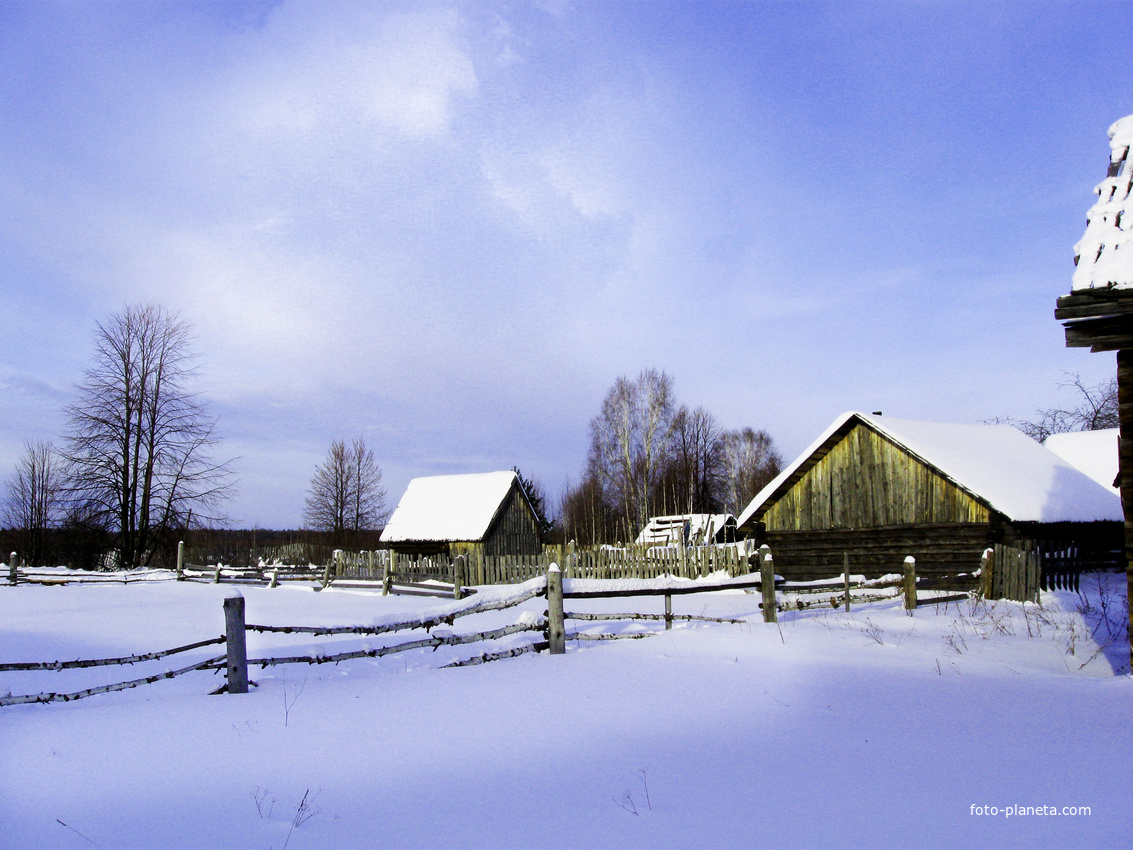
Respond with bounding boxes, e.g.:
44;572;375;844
988;543;1040;602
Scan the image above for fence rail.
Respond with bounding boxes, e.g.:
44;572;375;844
0;549;1000;707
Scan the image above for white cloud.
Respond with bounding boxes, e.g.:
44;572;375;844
230;5;477;144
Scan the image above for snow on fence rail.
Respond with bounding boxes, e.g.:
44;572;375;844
0;567;776;706
1;554;984;707
0;635;228;706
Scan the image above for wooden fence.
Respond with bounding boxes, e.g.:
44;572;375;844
3;540;1027;609
983;544;1040;603
0;567;778;706
2;554;998;707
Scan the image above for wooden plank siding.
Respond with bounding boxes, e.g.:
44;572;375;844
483;484;543;558
761;424;990;532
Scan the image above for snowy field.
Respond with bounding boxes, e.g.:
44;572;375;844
1;571;1130;849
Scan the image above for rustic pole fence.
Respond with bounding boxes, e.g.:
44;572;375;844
903;556;917;612
546;564;565;654
223;594;249;694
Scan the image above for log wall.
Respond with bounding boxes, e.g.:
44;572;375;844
764;523;993;581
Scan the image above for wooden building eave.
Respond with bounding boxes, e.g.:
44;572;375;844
1056;289;1133;352
741;413;998;530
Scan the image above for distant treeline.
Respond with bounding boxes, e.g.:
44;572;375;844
0;527;387;571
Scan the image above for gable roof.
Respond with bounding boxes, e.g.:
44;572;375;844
1043;428;1120;496
737;412;1123;528
379;471;524;543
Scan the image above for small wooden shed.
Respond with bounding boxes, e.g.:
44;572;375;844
635;514;738;547
379;471;543;559
736;412;1123;580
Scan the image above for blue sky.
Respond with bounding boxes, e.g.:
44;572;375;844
1;1;1131;528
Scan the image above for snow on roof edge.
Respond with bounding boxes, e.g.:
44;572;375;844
379;471;522;544
736;412;1123;528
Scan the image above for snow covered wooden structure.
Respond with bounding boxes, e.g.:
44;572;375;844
1044;428;1120;496
735;412;1123;583
379;471;543;559
1054;113;1133;666
635;514;738;547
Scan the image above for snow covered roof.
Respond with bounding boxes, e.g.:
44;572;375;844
737;412;1123;528
635;514;736;546
1043;429;1120;497
1071;114;1133;291
379;471;522;543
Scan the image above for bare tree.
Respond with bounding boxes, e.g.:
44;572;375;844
304;437;387;544
2;439;63;566
62;304;233;569
586;368;675;539
995;372;1119;442
558;474;616;547
719;427;783;516
663;405;725;515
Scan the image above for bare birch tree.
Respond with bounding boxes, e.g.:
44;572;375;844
587;368;675;539
664;405;725;514
2;439;63;565
62;304;233;569
304;437;387;543
719;427;782;515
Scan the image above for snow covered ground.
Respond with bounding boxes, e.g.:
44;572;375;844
1;571;1130;849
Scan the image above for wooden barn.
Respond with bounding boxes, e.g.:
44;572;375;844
379;471;543;559
736;412;1123;580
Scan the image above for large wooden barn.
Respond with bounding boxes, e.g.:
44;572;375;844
379;471;543;559
736;412;1123;580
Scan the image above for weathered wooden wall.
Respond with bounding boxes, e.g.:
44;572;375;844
483;485;543;557
761;424;990;532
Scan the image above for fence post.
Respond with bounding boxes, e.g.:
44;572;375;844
903;556;917;612
980;547;993;599
546;564;565;654
757;544;771;573
223;593;249;694
268;568;279;588
453;555;465;601
384;550;397;595
176;541;185;581
664;593;673;630
761;552;777;624
214;563;222;584
9;552;17;585
843;552;851;612
321;561;332;589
